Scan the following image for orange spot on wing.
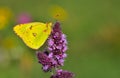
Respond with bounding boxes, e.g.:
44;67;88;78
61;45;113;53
43;29;47;32
32;33;37;37
29;26;33;30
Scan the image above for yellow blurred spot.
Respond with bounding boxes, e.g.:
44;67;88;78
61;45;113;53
2;37;16;49
0;7;12;30
49;5;68;21
20;52;33;72
98;24;120;44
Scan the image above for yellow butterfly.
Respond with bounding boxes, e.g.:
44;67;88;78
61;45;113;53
13;22;52;50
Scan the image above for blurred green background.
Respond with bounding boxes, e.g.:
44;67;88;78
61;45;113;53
0;0;120;78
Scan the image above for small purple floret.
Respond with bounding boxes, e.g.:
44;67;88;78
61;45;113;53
51;69;74;78
37;51;57;72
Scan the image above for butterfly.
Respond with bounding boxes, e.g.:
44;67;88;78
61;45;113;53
13;22;52;50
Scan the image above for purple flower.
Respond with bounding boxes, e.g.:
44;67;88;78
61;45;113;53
36;22;75;77
48;22;67;66
51;69;75;78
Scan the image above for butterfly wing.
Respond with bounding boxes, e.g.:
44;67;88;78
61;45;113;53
13;22;52;49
